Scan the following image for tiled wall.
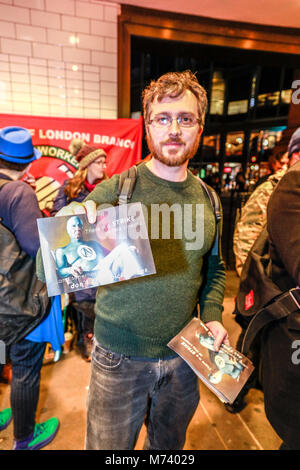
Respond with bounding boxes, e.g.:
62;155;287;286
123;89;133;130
0;0;119;118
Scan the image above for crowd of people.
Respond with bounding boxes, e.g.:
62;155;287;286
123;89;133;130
0;69;300;451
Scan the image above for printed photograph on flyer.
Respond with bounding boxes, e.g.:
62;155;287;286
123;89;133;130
37;202;156;297
168;317;254;404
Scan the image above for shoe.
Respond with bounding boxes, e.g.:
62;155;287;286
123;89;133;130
279;442;291;450
77;333;93;362
224;396;247;414
13;417;59;450
0;408;12;431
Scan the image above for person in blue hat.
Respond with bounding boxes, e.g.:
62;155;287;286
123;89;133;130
0;126;59;450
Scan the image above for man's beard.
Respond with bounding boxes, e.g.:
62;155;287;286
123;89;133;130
146;133;201;167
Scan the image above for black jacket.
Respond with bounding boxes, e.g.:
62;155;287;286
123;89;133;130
263;160;300;449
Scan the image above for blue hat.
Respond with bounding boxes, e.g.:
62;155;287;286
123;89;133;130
0;126;41;164
288;127;300;158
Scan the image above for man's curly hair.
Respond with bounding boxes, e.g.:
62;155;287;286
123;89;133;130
142;70;207;126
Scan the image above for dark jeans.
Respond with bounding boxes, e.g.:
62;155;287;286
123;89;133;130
9;339;46;440
85;339;200;450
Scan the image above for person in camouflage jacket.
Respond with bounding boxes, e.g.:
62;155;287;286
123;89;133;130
233;167;286;277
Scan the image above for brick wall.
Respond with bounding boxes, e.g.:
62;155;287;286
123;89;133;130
0;0;119;118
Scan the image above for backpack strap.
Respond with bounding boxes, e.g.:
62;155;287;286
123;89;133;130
242;287;300;354
0;179;10;221
198;178;222;256
117;165;138;205
116;168;222;255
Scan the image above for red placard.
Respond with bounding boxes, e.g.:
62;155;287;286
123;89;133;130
0;114;143;213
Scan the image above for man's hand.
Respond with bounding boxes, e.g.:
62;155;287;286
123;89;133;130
56;200;97;224
69;264;83;278
205;321;230;352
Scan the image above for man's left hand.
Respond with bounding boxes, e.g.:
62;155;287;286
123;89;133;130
205;321;230;352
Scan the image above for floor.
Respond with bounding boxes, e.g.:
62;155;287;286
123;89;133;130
0;270;282;451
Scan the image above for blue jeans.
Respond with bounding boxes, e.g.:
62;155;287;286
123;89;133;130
85;339;200;450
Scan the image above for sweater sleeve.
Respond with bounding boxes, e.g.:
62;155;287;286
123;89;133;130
199;197;225;324
198;253;225;324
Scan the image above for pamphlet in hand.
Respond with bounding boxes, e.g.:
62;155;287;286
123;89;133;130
167;317;254;404
37;202;156;297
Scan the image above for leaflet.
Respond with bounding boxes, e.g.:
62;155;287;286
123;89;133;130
37;202;156;296
168;317;254;404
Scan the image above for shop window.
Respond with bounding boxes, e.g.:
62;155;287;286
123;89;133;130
202;134;220;161
281;89;292;105
256;66;281;118
227;99;248;115
225;132;244;159
257;91;280;107
226;67;252;117
202;135;220;154
209;71;225;115
249;127;286;167
222;163;243;191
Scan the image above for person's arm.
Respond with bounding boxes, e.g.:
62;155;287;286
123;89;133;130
55;175;119;222
50;183;68;216
7;182;42;258
199;252;229;350
55;247;83;278
267;165;300;286
198;200;228;350
233;180;273;276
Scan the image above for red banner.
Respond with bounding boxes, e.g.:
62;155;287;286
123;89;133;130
0;114;143;213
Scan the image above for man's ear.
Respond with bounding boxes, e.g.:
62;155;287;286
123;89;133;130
198;126;204;138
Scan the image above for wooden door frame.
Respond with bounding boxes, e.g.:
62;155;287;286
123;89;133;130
118;5;300;118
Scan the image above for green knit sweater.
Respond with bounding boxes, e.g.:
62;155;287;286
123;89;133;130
85;163;225;358
36;163;225;358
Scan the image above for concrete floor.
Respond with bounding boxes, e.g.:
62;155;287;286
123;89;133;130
0;270;282;451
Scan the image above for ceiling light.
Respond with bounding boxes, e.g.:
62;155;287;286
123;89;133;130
69;36;80;45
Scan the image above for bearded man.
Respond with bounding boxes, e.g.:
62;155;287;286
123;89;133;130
37;70;228;450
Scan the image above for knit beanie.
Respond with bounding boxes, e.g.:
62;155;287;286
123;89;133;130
74;144;107;170
288;127;300;158
69;139;85;157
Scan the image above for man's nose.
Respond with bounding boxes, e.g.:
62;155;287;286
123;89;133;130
168;118;182;135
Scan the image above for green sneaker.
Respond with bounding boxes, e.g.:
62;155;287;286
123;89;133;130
13;417;59;450
0;408;12;431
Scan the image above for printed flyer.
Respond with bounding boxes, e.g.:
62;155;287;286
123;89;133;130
37;202;156;296
168;317;254;404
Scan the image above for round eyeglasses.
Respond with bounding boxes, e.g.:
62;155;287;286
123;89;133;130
148;114;201;129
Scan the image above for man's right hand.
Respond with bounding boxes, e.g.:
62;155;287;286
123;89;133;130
56;200;97;224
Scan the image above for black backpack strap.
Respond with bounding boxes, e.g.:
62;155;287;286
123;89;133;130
0;179;10;221
242;287;300;354
117;165;138;205
116;170;221;255
198;178;222;256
